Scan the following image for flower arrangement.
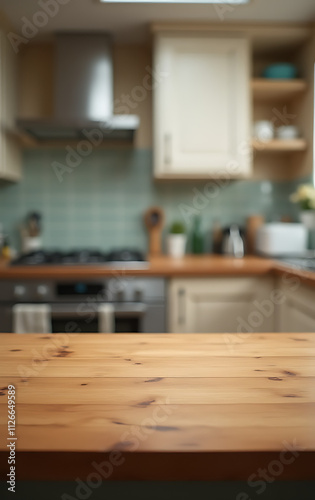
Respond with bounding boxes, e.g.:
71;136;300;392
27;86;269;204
290;184;315;210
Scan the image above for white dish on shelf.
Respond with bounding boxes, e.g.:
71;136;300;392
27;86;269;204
276;125;299;140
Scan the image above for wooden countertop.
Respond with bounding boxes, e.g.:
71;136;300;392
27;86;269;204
1;332;315;480
2;255;315;289
0;255;278;279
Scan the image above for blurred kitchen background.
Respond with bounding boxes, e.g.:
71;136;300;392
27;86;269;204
0;151;306;252
0;0;314;256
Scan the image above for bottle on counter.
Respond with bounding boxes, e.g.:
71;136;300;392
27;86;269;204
246;215;265;255
2;237;11;259
212;220;223;254
191;216;204;254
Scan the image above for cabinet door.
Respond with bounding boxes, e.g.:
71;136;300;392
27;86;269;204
278;282;315;333
154;35;251;178
0;31;5;177
0;31;21;181
168;277;274;333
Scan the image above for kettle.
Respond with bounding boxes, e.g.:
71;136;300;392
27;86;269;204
222;224;245;258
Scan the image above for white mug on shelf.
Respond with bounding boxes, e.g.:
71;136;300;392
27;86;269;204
253;121;274;142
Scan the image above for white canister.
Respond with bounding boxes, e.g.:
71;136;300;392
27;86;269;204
256;223;307;256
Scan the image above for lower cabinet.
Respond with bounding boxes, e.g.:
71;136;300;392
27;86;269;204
278;277;315;332
168;277;275;333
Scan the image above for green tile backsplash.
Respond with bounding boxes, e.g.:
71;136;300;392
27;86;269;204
0;149;303;253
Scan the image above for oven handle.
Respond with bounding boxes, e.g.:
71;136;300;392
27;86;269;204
113;303;147;318
49;303;147;319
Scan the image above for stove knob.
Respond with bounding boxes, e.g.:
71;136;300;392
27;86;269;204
134;287;143;302
37;285;49;298
14;285;26;298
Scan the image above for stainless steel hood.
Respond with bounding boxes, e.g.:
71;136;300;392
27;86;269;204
17;33;140;141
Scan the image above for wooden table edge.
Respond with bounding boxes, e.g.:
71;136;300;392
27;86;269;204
1;451;315;481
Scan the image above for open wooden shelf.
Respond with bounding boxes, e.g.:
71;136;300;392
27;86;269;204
154;172;251;181
251;78;307;100
252;138;307;152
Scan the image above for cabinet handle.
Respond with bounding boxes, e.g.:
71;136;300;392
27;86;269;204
164;133;172;165
178;288;186;326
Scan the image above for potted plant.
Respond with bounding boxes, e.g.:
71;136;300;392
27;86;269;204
290;184;315;229
167;221;187;258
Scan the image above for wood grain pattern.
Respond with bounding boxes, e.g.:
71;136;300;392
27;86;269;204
1;403;314;452
0;333;315;479
1;355;314;378
1;375;314;406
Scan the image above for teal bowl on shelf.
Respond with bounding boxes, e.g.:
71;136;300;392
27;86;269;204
263;63;298;79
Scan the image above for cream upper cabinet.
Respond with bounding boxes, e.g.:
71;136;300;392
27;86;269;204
153;34;252;179
168;277;274;334
278;279;315;333
0;30;21;182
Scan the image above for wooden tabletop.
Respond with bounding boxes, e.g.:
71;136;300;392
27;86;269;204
1;332;315;480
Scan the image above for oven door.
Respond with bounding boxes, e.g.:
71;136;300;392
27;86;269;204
0;305;12;332
0;302;166;334
49;303;165;333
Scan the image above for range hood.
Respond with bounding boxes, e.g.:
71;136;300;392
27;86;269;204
17;33;140;141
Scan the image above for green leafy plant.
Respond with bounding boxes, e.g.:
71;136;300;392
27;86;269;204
170;221;186;234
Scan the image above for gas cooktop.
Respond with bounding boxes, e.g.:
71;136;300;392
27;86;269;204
278;257;315;272
10;249;149;268
277;251;315;273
